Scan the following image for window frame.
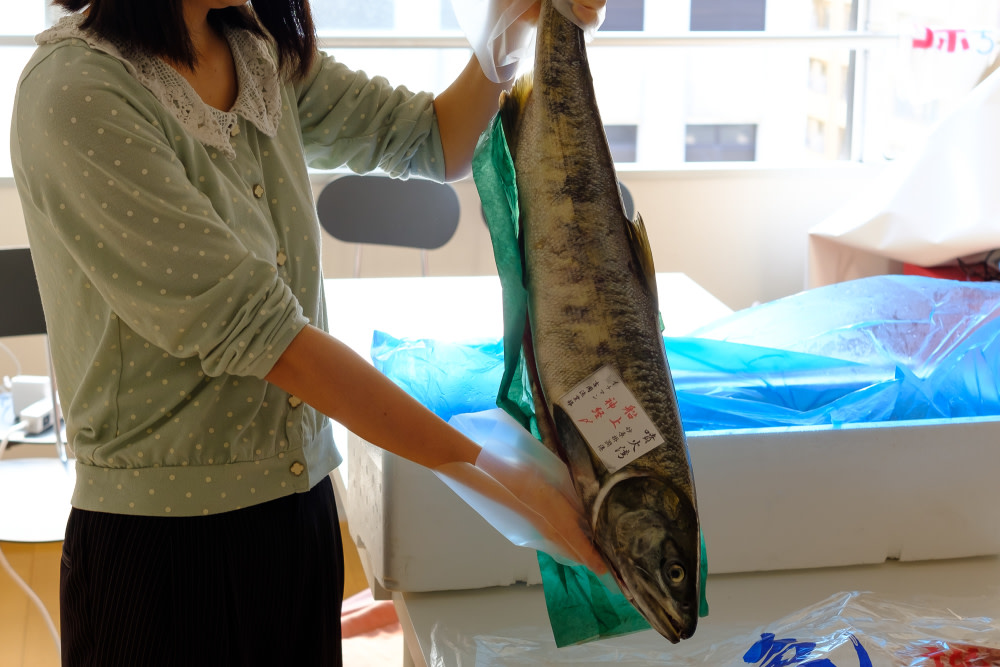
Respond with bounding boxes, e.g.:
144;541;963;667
0;25;904;184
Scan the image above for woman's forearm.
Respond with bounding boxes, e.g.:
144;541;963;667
433;55;512;181
265;324;481;469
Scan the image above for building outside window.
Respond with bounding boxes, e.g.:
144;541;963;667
690;0;767;31
312;1;395;30
807;117;827;153
809;58;829;93
605;125;640;163
600;0;644;31
685;124;757;162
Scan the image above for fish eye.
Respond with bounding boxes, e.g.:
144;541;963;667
666;563;685;584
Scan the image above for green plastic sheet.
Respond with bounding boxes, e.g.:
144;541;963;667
536;552;652;646
471;114;708;647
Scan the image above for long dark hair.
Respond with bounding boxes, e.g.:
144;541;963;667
50;0;316;80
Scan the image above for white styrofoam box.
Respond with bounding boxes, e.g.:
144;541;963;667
329;275;1000;592
346;414;1000;594
692;416;1000;573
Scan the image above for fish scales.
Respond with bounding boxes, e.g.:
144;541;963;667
500;0;701;642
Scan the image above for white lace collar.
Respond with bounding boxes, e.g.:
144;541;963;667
38;14;283;160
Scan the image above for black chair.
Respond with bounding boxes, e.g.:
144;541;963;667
316;175;460;278
0;246;73;544
619;180;636;222
0;247;46;338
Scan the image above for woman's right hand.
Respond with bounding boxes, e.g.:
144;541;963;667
435;452;608;575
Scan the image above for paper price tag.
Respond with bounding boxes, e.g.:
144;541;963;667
556;365;663;473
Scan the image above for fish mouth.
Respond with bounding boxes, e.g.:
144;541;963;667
628;572;693;642
608;562;692;643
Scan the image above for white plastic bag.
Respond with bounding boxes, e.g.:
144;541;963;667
430;591;1000;665
449;0;605;82
433;408;585;564
809;67;1000;286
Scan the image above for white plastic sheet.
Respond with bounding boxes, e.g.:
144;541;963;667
428;591;1000;665
433;408;585;565
809;67;1000;286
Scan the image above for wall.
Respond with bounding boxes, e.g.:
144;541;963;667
1;164;881;378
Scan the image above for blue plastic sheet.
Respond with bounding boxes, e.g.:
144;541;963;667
371;331;505;423
686;275;1000;428
371;275;1000;432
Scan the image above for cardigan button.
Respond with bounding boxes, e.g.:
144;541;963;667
253;183;265;198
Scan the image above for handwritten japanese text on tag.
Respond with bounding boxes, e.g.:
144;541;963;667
557;365;663;473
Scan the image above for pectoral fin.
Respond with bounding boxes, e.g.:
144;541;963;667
499;73;533;162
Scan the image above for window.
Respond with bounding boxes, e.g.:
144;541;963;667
440;2;460;30
809;58;828;93
605;125;639;163
813;1;831;30
2;0;1000;176
807;117;826;153
685;124;757;162
690;0;767;31
312;1;395;30
839;64;850;101
600;0;644;32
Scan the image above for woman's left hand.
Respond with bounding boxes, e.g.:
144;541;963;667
450;0;607;83
434;0;608;179
549;0;607;32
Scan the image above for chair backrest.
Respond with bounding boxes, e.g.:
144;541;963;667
316;175;460;277
0;247;46;337
619;180;636;222
0;246;66;461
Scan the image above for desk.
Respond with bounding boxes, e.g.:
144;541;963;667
0;439;74;543
0;385;74;543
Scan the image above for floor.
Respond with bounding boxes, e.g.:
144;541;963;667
0;541;60;667
0;522;372;667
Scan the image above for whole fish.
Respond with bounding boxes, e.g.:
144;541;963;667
498;0;701;642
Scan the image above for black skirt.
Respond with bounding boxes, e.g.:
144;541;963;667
60;475;344;667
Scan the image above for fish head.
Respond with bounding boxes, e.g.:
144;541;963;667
594;475;700;642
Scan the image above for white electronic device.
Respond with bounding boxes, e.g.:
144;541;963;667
10;375;51;419
19;398;54;435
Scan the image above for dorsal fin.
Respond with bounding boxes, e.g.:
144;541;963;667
625;211;659;305
499;72;533;160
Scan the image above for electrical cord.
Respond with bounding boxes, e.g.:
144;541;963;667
0;419;62;655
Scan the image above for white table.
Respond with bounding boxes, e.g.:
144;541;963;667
0;402;74;544
323;273;732;359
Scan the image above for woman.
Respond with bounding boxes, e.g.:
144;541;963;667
10;0;606;665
